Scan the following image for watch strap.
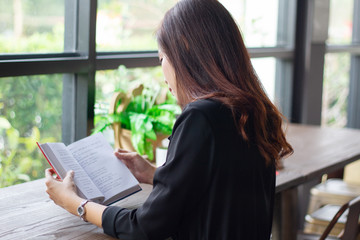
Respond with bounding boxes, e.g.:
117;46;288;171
78;199;90;222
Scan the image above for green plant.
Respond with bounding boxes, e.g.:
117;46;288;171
0;117;55;188
93;66;181;161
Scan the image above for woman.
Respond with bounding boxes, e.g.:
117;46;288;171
45;0;293;239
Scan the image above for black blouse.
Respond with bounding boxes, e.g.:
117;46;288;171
102;99;275;240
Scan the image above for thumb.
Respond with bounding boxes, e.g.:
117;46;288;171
64;170;74;182
114;151;129;161
115;151;138;161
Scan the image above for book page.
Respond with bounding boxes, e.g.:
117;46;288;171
67;133;139;203
44;143;104;203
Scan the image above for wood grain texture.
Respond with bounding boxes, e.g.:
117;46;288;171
0;179;152;240
276;124;360;193
1;124;360;239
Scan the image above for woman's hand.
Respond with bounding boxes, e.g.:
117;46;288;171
45;169;106;227
115;149;157;185
45;169;83;216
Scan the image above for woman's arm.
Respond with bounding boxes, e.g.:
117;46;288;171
45;168;106;227
45;151;155;228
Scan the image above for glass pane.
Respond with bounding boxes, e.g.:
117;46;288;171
95;66;165;109
251;58;276;102
220;0;279;47
0;74;63;187
96;0;178;51
322;53;350;128
327;0;353;45
95;61;276;110
0;0;64;54
97;0;280;51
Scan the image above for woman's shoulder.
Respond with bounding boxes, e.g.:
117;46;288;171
183;98;225;115
177;98;232;128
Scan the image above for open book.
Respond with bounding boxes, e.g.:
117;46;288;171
37;133;141;205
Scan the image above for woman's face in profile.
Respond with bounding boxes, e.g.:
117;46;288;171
158;50;177;99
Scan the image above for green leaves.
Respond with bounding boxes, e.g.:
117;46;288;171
93;91;180;160
93;114;123;133
0;120;53;187
93;65;181;160
6;128;20;149
129;113;156;160
125;101;180;160
148;104;180;135
0;117;11;129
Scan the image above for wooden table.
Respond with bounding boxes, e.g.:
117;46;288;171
0;180;152;240
1;124;360;240
274;124;360;240
277;124;360;192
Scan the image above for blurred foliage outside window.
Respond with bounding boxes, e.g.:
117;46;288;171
97;0;280;51
322;53;350;128
0;75;63;187
0;0;64;53
322;0;354;128
220;0;279;48
96;0;179;51
96;66;165;112
0;0;64;188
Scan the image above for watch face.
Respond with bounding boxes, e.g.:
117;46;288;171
77;206;84;216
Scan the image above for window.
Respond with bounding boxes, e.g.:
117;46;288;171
327;0;353;45
322;0;360;128
0;0;298;187
1;0;359;188
251;58;276;102
0;0;65;54
220;0;279;48
322;53;351;127
97;0;178;51
0;74;62;187
96;66;164;105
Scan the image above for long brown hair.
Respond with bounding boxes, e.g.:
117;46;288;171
157;0;293;168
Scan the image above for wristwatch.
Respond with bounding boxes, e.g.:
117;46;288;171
77;199;90;222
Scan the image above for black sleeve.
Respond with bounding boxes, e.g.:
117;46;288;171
102;107;216;240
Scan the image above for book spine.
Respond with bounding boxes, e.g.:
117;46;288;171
36;142;61;179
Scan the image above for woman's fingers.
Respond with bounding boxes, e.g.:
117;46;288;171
45;169;54;189
115;148;130;153
45;168;58;183
63;170;74;184
115;151;138;161
113;149;155;184
45;168;61;180
115;153;134;169
45;168;53;178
